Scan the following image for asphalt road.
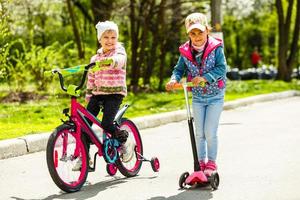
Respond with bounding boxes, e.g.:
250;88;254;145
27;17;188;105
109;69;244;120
1;96;300;200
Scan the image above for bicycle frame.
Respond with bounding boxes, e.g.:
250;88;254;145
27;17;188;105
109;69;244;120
46;61;159;193
69;96;107;157
50;61;128;159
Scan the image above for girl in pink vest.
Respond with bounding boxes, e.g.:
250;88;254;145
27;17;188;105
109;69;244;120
166;13;227;176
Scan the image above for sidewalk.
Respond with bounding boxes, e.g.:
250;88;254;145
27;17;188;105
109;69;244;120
1;90;299;160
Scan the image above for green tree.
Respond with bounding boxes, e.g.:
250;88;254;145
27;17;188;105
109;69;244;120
25;42;73;90
275;0;300;81
66;0;84;58
222;0;278;69
0;0;11;82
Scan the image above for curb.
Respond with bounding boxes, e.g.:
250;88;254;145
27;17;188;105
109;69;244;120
1;90;299;160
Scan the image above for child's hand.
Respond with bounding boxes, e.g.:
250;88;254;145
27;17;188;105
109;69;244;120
101;58;114;66
191;76;206;86
165;80;178;91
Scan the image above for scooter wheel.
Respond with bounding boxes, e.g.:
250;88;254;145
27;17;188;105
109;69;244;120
208;172;220;190
179;172;189;189
106;163;118;176
150;157;160;172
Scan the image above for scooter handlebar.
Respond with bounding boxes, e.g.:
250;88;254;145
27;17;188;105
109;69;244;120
172;82;206;90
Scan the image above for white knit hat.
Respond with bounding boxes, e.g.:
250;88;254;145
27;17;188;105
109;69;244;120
95;21;119;40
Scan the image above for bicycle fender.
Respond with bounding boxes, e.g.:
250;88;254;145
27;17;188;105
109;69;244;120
114;104;130;125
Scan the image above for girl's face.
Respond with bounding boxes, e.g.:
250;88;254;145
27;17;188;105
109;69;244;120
188;28;208;47
99;30;118;52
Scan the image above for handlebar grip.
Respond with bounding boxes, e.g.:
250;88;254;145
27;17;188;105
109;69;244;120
170;81;206;90
173;83;183;90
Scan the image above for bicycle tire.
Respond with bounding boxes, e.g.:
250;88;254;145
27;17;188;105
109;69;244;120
115;118;143;177
46;124;89;192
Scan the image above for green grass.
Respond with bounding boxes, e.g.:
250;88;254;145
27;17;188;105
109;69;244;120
1;80;299;140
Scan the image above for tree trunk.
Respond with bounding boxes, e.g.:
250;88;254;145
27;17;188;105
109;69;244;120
276;0;299;81
91;0;114;48
157;0;167;91
167;0;182;74
287;0;300;75
129;0;140;93
40;15;46;48
211;0;222;31
91;0;113;24
234;22;242;69
136;1;153;90
142;0;156;87
66;0;84;58
73;0;93;23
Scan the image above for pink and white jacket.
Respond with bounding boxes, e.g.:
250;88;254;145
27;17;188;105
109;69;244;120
86;43;127;100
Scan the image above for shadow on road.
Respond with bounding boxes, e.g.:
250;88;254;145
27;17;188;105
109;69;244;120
148;185;214;200
10;175;159;200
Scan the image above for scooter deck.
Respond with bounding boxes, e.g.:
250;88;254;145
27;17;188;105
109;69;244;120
185;171;208;185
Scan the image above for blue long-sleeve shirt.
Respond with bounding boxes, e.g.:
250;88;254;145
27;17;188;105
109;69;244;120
171;46;226;84
170;37;227;97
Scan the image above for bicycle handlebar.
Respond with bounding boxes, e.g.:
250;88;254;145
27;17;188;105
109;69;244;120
53;62;96;93
45;59;113;96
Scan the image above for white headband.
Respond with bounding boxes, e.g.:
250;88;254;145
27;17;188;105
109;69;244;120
95;21;119;40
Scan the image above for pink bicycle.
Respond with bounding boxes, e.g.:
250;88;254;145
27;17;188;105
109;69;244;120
45;61;159;192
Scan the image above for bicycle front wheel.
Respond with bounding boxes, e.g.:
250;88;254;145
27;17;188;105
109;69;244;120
46;124;88;192
115;118;143;177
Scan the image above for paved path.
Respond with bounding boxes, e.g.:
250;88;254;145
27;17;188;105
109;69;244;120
0;97;300;200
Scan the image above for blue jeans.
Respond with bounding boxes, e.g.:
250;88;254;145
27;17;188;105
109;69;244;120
192;90;224;162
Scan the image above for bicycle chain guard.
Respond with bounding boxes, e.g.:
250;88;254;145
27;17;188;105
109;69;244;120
103;138;120;164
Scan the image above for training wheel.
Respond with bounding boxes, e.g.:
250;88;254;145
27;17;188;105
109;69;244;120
179;172;189;188
106;164;118;176
208;172;220;190
150;157;160;172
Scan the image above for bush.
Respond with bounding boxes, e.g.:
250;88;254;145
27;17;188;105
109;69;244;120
2;38;77;93
25;41;73;90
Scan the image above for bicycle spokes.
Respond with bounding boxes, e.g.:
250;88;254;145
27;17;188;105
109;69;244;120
52;129;88;187
116;119;143;176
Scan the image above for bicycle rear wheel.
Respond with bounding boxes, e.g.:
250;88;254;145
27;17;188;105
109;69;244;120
115;118;143;177
46;124;88;192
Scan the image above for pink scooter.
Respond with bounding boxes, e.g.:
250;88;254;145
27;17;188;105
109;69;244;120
173;82;219;190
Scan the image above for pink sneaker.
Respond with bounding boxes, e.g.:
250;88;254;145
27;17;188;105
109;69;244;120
199;160;206;171
204;160;217;176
